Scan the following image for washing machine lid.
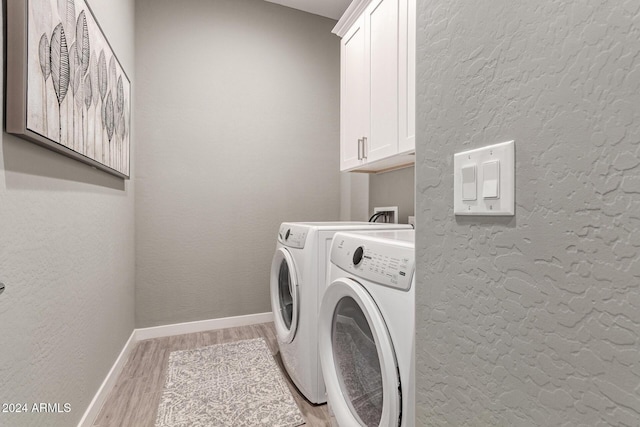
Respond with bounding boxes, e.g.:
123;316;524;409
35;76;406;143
319;278;401;427
277;222;412;248
289;221;380;227
270;247;299;343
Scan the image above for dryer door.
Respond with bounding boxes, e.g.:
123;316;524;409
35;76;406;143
319;278;401;427
270;247;299;344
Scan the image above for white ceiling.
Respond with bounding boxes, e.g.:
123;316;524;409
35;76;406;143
264;0;352;20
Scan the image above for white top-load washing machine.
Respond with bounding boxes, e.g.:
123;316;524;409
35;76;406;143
271;222;412;404
319;230;415;426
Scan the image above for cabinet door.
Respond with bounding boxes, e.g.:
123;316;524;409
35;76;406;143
365;0;399;163
341;16;368;171
398;0;415;153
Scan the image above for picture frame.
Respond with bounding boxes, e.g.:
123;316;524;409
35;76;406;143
6;0;131;179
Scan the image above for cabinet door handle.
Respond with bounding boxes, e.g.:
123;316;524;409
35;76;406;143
363;137;368;159
357;138;363;160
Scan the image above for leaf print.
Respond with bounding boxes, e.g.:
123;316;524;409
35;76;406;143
116;76;124;115
50;23;70;106
98;50;107;102
69;42;77;96
84;75;92;110
74;66;84;152
105;92;114;142
101;97;106;127
68;43;82;150
39;34;51;80
50;23;70;143
39;33;51;136
118;111;125;140
76;11;90;76
108;56;116;91
84;74;92;157
89;50;100;157
125;101;129;140
75;63;84;109
57;0;76;44
115;111;123;170
74;50;82;96
116;111;123;138
90;51;99;106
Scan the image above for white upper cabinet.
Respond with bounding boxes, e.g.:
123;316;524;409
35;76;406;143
398;0;416;153
366;0;399;164
340;16;367;171
334;0;415;173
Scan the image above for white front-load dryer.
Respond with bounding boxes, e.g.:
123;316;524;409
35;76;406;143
319;230;415;426
270;222;412;404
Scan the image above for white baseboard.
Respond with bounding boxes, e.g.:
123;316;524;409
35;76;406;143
135;312;274;341
77;330;137;427
78;311;273;426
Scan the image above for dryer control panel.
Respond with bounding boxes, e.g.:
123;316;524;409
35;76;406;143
278;223;308;249
331;232;415;291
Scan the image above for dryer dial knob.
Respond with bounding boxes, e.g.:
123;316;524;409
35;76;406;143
353;246;364;266
285;229;291;240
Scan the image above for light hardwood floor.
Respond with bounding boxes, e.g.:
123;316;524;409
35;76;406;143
92;322;330;427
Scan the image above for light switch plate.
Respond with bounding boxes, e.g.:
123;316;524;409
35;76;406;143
454;140;514;216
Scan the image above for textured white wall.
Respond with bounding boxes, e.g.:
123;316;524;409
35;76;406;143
0;0;135;425
135;0;341;327
415;1;640;425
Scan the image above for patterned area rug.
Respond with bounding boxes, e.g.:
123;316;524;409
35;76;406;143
155;338;305;427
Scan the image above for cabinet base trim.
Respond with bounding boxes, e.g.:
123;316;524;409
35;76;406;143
349;160;415;174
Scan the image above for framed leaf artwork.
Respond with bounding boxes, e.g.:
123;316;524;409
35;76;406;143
6;0;131;179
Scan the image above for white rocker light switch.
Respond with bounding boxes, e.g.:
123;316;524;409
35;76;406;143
482;160;499;199
461;165;477;201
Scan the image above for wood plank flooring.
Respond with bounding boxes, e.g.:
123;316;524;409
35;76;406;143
92;322;330;427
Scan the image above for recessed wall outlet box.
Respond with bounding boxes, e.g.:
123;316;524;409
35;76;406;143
373;206;399;223
454;140;514;216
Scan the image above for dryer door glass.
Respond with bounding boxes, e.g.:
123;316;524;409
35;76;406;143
271;247;298;343
332;296;383;427
278;260;294;329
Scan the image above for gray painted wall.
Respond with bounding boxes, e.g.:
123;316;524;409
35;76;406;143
135;0;341;327
340;172;370;221
416;1;640;425
369;166;415;224
0;0;135;425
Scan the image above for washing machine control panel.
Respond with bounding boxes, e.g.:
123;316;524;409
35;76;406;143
278;224;307;249
331;234;414;291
